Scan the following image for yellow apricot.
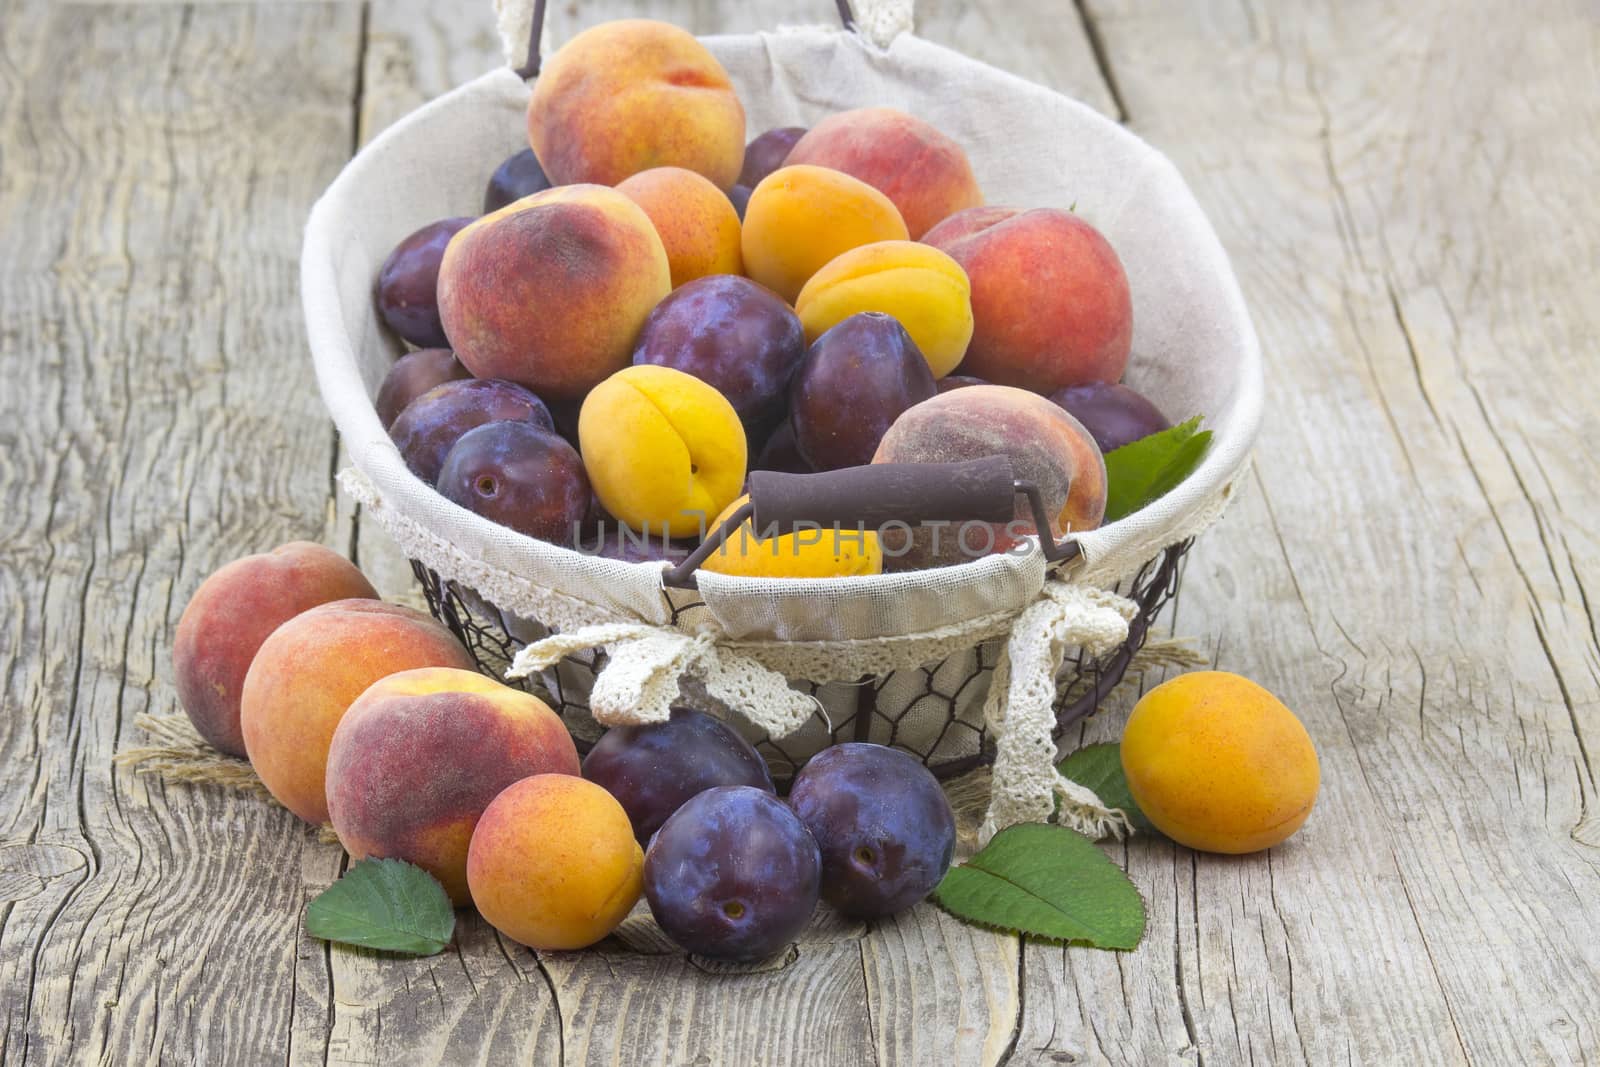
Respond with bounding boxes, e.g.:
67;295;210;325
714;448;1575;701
740;165;909;304
579;365;747;539
700;494;883;579
795;241;974;377
1120;671;1319;854
466;774;643;951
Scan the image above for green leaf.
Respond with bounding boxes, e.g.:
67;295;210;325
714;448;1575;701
1102;416;1213;523
1056;742;1157;834
305;858;455;956
933;824;1146;949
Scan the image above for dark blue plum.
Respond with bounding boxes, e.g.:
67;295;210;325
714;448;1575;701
788;743;955;918
583;707;775;844
436;421;589;544
790;312;936;471
1048;381;1171;454
388;378;554;484
374;348;471;428
739;126;807;188
484;148;553;213
726;183;752;221
644;786;820;960
376;217;472;348
632;275;806;439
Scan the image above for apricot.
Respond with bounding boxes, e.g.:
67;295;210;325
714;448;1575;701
437;184;670;402
924;206;1132;392
527;19;745;189
467;774;644;951
700;494;882;579
740;165;908;304
794;241;973;378
616;167;742;288
325;668;579;904
786;108;981;239
578;365;746;539
872;385;1105;570
1121;672;1319;854
172;542;377;756
239;600;473;825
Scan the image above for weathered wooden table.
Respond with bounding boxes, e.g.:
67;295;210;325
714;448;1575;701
4;0;1597;1062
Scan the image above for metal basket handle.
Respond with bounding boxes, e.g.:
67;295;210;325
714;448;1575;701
516;1;861;78
663;457;1082;589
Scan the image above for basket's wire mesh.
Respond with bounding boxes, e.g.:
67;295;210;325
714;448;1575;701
412;540;1188;787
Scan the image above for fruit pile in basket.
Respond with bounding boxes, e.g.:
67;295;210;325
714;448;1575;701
373;18;1185;576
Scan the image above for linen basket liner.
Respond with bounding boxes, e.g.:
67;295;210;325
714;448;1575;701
302;8;1263;842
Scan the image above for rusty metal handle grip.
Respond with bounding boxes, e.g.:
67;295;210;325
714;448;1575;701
748;457;1017;532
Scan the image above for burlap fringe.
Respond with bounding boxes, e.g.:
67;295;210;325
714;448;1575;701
115;714;341;845
116;636;1205;850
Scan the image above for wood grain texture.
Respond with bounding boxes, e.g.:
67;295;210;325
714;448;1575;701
4;0;1598;1063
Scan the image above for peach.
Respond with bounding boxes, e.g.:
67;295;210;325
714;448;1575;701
467;774;644;950
239;600;473;825
794;240;973;378
700;494;882;579
872;385;1106;570
527;19;745;189
1121;672;1320;854
923;206;1132;392
438;184;670;402
740;165;908;304
578;365;746;539
616;166;742;288
325;668;579;904
172;542;377;756
785;108;982;239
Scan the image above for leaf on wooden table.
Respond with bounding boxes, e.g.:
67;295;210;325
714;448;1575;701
1057;742;1157;835
933;823;1146;950
305;858;455;956
1103;416;1212;523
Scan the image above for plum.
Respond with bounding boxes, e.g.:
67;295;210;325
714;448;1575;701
583;706;775;843
389;378;554;483
436;421;589;544
739;126;807;188
374;348;471;428
376;217;472;348
632;275;805;438
644;786;820;960
483;148;552;213
725;183;752;221
936;374;988;394
752;419;811;474
1048;381;1171;454
788;743;955;918
790;312;936;471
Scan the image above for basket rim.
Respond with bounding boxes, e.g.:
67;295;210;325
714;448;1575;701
301;29;1261;633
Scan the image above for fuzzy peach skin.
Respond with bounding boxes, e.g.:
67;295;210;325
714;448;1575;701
872;385;1105;570
794;240;973;378
325;668;579;904
467;774;644;950
700;494;882;579
784;107;982;239
1121;672;1319;854
740;165;908;304
615;166;742;288
923;206;1132;392
437;184;670;402
578;365;746;539
172;542;377;756
239;600;473;825
527;19;745;189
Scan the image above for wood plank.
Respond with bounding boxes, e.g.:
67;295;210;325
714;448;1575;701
0;3;366;1062
1004;0;1600;1062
